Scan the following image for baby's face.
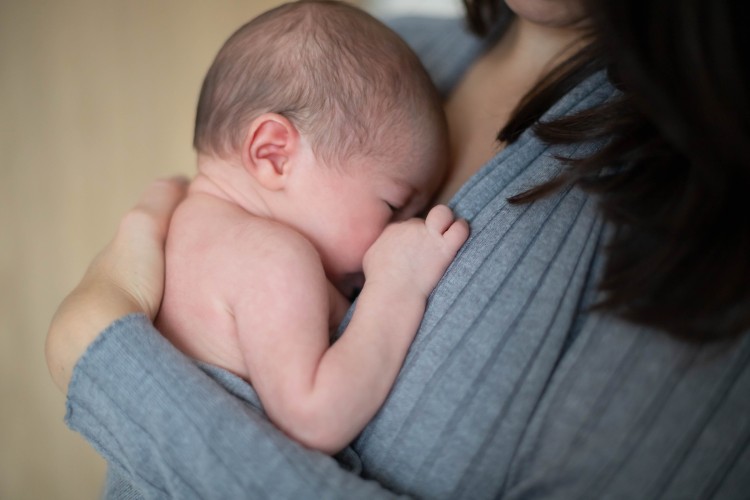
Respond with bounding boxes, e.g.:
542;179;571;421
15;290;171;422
288;150;444;295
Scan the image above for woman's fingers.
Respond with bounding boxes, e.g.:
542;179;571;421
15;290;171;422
46;176;189;394
119;176;189;241
109;177;189;313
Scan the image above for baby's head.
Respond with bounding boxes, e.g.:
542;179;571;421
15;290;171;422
194;0;447;176
194;0;448;291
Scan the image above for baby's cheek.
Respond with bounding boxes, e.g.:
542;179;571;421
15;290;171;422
321;242;361;279
329;224;383;275
345;244;368;273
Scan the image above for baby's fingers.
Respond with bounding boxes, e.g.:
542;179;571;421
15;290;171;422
425;204;456;234
442;218;470;253
425;205;470;249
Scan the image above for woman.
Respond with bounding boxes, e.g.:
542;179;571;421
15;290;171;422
47;0;750;497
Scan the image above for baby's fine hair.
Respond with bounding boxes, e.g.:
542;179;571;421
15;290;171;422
193;0;445;165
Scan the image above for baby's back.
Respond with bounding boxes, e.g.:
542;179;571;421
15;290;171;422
158;192;261;378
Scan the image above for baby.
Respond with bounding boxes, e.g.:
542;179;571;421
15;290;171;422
157;0;468;454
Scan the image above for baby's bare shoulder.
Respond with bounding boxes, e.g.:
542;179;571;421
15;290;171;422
171;195;324;287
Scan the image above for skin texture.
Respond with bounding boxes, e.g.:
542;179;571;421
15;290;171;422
155;112;466;453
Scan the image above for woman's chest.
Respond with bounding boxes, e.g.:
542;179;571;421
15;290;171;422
438;51;544;204
352;180;605;498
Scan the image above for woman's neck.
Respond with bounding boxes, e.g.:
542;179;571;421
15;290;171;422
437;17;587;204
488;16;588;82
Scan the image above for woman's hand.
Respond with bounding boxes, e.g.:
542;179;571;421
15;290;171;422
45;177;189;394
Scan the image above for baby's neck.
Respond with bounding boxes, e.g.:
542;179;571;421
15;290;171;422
192;155;272;218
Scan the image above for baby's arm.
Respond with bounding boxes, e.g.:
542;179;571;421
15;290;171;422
234;206;468;454
325;204;469;437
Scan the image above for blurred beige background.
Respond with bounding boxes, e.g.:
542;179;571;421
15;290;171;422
0;0;462;497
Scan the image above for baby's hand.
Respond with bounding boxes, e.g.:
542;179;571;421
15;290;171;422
363;205;469;298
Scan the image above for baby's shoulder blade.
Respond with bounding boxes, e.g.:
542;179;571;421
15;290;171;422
167;194;326;305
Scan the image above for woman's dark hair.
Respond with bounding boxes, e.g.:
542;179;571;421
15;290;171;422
463;0;750;341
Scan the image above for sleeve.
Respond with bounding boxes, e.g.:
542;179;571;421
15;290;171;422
65;314;405;499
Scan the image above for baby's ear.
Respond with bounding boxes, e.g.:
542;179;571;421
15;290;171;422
241;113;299;191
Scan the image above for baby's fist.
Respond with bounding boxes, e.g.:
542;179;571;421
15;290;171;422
364;205;469;297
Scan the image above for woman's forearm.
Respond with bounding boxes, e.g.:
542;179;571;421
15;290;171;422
66;313;403;498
